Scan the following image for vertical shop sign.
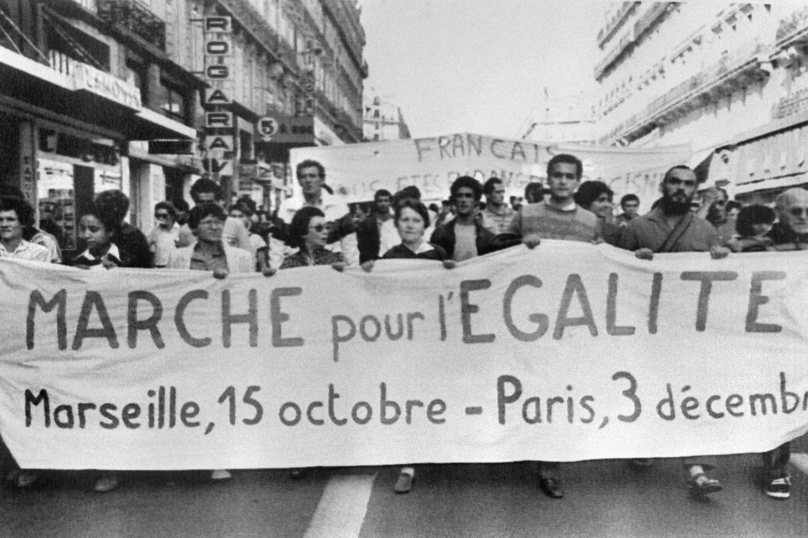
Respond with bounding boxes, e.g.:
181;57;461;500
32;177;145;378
203;16;234;180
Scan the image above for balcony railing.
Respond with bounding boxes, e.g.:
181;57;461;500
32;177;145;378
97;0;165;51
218;0;279;54
633;3;672;41
600;41;766;144
776;5;808;45
597;2;639;49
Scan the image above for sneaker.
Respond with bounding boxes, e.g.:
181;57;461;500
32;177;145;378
687;473;723;496
765;476;791;499
211;469;232;481
94;473;119;493
289;469;306;479
16;471;38;489
394;471;414;494
539;477;564;499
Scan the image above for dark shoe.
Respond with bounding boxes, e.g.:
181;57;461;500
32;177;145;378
539;477;563;499
394;471;414;494
688;473;723;496
289;469;305;479
94;473;120;493
628;458;652;470
16;471;38;489
765;476;791;499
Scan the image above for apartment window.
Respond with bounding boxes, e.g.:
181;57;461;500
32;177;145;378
125;60;147;103
158;82;187;122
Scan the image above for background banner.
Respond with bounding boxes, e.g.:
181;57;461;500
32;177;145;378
0;244;806;470
289;134;691;209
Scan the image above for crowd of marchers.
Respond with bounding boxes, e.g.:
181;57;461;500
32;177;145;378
0;152;806;500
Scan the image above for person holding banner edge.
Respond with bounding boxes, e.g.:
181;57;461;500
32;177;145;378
363;195;455;493
168;203;255;484
430;176;498;262
617;165;730;497
492;153;599;499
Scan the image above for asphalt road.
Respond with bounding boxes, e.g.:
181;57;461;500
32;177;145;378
3;444;808;538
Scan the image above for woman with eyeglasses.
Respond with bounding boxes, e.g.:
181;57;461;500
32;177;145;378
147;201;179;268
265;206;345;272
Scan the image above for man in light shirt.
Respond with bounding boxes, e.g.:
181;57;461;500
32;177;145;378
357;188;398;263
0;196;50;263
480;177;515;235
270;159;358;269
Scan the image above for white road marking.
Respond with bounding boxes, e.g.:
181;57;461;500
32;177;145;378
790;452;808;476
302;473;377;538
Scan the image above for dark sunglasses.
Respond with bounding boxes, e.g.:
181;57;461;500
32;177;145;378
789;207;808;217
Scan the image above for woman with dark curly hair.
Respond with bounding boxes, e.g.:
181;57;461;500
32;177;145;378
729;204;775;253
268;206;345;271
68;201;148;269
573;181;621;245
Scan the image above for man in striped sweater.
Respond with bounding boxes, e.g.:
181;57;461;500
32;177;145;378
501;153;598;499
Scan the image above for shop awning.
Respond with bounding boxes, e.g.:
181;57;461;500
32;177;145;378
712;119;808;196
0;47;196;140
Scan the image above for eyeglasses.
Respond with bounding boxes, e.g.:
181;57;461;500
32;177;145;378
789;207;808;217
309;224;325;232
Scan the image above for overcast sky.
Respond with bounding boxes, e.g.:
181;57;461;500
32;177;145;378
358;0;609;139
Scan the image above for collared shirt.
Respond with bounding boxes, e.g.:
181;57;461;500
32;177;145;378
618;207;719;252
189;241;228;272
177;217;250;251
378;218;399;257
72;244;123;270
480;205;515;235
0;239;50;262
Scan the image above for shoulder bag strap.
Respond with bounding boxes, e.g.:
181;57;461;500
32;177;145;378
656;212;695;253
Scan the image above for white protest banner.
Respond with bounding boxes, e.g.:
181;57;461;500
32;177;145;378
1;245;807;470
289;134;691;209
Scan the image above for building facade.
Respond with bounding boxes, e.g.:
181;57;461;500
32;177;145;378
521;91;597;144
0;0;367;258
594;2;808;204
362;90;410;141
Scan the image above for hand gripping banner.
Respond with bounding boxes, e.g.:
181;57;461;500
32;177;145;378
1;243;807;470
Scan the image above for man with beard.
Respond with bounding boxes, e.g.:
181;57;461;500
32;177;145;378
617;165;729;498
618;166;727;257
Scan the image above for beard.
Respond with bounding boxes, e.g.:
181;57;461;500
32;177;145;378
659;196;691;216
